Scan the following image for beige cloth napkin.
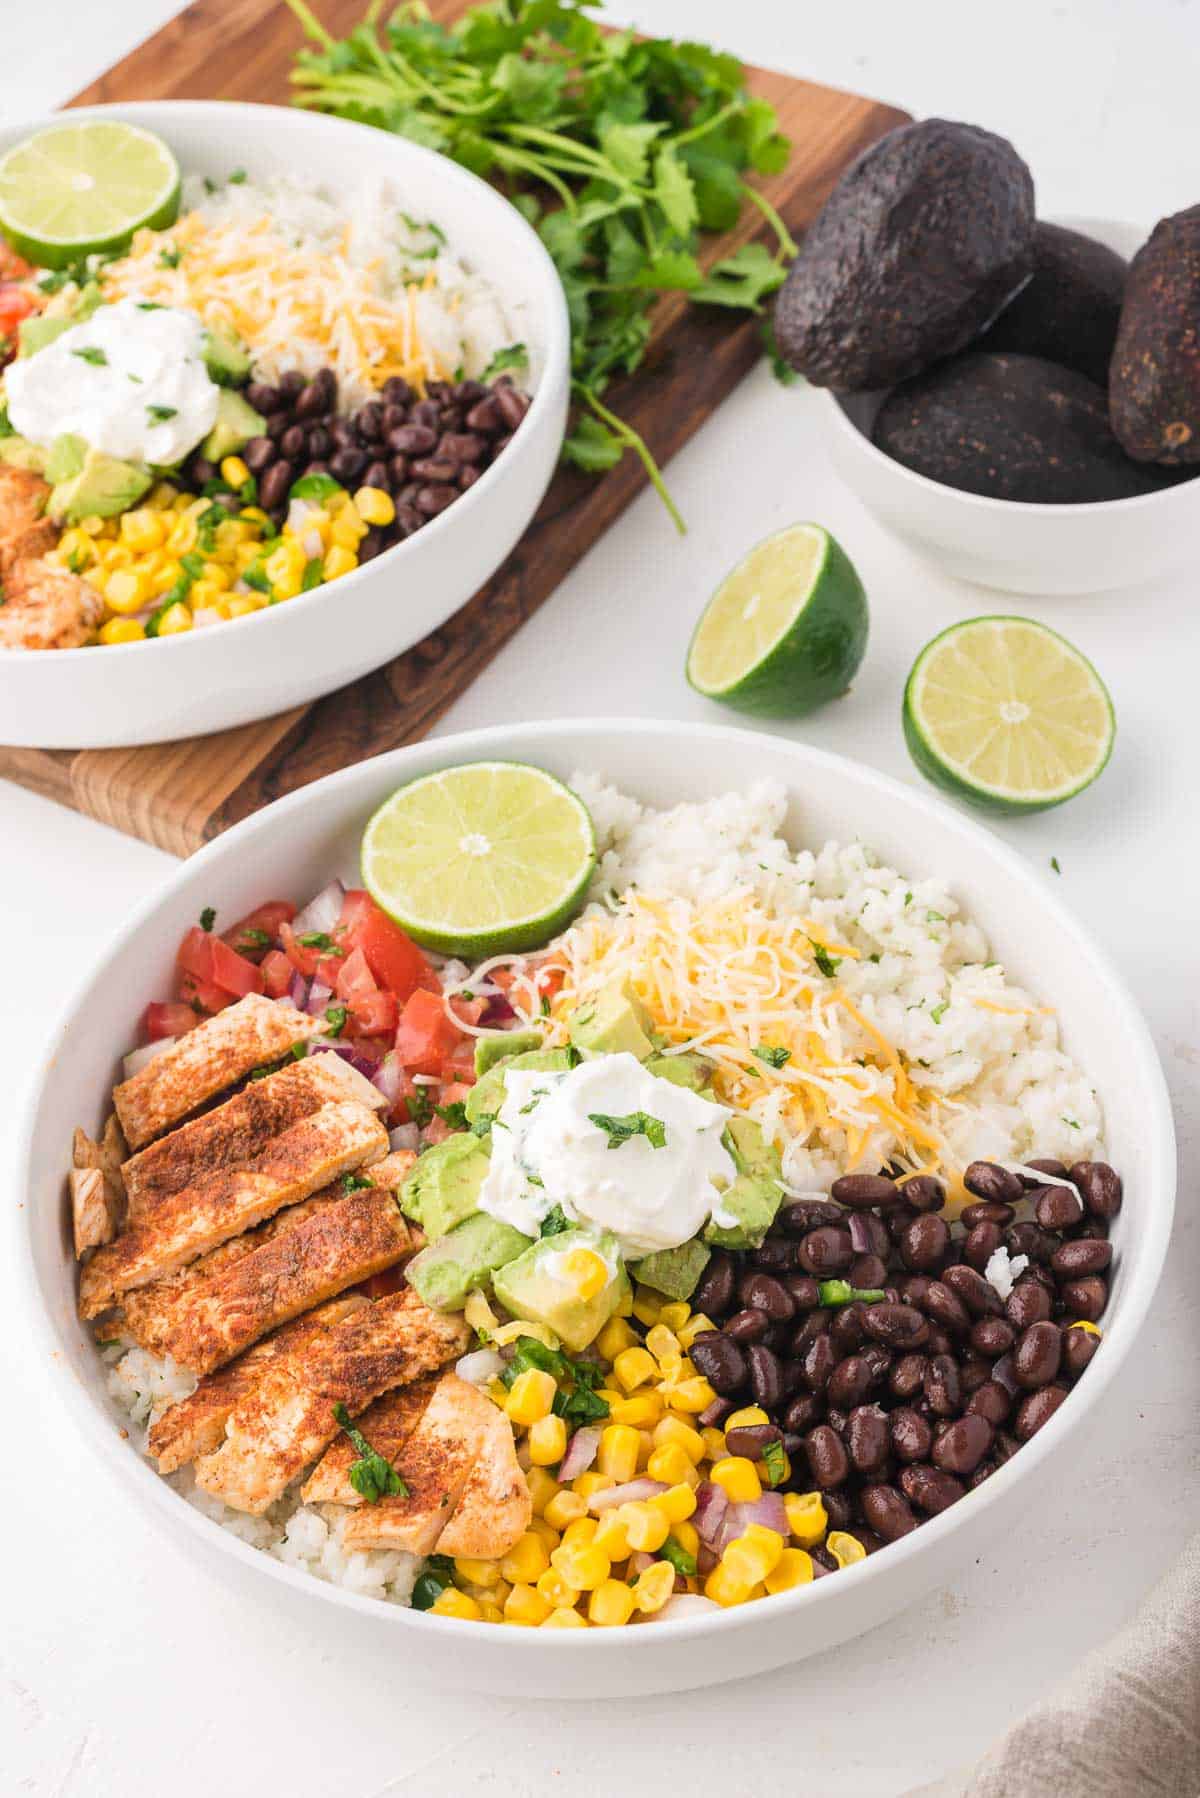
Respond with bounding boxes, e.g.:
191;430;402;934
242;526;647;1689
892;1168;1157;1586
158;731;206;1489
909;1534;1200;1797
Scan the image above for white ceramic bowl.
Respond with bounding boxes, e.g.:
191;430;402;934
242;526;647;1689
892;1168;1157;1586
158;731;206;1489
817;216;1199;595
0;102;570;749
16;720;1174;1696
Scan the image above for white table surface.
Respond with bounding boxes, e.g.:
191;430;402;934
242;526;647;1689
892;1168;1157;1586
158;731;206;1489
3;3;1198;1793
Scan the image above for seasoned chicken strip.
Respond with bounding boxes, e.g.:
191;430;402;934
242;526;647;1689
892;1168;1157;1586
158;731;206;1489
0;558;105;650
147;1296;368;1475
113;993;321;1151
301;1378;439;1505
436;1404;531;1559
0;465;57;575
193;1288;470;1513
339;1373;499;1556
78;1086;388;1317
71;1116;128;1255
120;1186;416;1376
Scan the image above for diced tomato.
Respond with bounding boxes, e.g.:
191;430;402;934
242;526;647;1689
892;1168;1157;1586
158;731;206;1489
279;920;344;985
143;1000;199;1041
338;890;438;1002
348;990;398;1038
361;1266;408;1300
440;1037;480;1081
0;284;34;354
222;900;296;961
393;987;465;1077
449;991;488;1028
177;971;231;1016
260;948;295;999
335;946;377;1002
178;924;265;998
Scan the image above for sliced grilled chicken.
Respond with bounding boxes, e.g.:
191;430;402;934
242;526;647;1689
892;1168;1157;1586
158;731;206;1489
301;1378;439;1505
120;1185;416;1376
193;1288;470;1514
0;465;57;576
0;558;105;650
71;1116;128;1256
435;1403;531;1560
112;993;321;1151
146;1295;368;1475
340;1373;497;1556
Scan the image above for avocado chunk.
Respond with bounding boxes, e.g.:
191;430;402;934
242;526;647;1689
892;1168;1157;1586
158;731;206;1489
406;1211;533;1313
399;1133;490;1241
702;1117;784;1250
49;448;152;524
774;119;1035;391
569;980;655;1059
493;1227;629;1352
44;433;87;485
202;325;253;386
473;1029;544;1078
631;1238;710;1302
0;435;47;473
1111;206;1200;465
644;1052;710;1094
201;388;265;462
874;351;1188;503
466;1047;576;1124
982;221;1128;387
17;283;103;359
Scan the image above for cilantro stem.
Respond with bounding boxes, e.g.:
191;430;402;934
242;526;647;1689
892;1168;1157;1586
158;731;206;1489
575;385;685;535
742;184;799;260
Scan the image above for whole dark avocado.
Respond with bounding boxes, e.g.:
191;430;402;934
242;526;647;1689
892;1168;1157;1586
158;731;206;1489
872;351;1192;503
1110;205;1200;463
981;221;1127;384
773;118;1035;391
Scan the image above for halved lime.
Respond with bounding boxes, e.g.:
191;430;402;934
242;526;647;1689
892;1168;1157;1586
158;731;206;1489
0;122;180;269
362;762;597;956
686;522;869;717
903;616;1115;814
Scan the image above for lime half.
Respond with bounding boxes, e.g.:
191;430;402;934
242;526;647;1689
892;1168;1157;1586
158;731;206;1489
686;522;869;717
903;616;1115;814
362;762;597;956
0;122;180;268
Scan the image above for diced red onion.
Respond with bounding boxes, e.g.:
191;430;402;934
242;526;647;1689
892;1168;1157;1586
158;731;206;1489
692;1479;728;1549
388;1123;419;1153
287;971;309;1009
482;992;517;1026
310;1041;380;1079
587;1478;668;1514
733;1492;788;1536
305;980;333;1018
557;1426;601;1482
992;1352;1019;1395
699;1396;735;1428
292;878;346;939
122;1036;175;1080
848;1213;875;1255
628;1551;655;1576
695;1545;718;1577
371;1054;405;1107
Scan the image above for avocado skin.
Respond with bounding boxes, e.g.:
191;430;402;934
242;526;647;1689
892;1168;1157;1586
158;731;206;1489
873;351;1191;503
982;221;1127;386
474;1029;544;1078
1110;206;1200;465
773;119;1035;392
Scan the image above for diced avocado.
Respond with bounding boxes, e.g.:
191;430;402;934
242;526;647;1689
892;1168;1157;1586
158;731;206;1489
702;1118;785;1250
473;1029;544;1078
202;325;253;386
406;1211;533;1313
493;1226;629;1353
645;1052;710;1093
18;283;102;358
398;1132;490;1241
631;1238;711;1302
0;435;47;473
568;980;656;1059
45;433;87;485
201;388;265;462
49;449;152;525
465;1047;576;1124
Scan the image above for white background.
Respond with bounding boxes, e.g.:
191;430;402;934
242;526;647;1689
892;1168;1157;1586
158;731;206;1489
3;3;1198;1794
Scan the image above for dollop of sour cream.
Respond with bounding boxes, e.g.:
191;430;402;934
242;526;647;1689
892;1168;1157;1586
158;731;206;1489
6;298;220;466
478;1052;736;1258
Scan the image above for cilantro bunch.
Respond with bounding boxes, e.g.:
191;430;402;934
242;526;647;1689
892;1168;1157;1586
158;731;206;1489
286;0;796;528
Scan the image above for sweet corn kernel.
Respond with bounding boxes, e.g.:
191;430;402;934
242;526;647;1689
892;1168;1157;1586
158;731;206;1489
672;1519;700;1560
1070;1320;1102;1336
535;1566;577;1608
155;602;193;635
104;569;146;614
656;1302;691;1333
120;508;165;552
505;1368;557;1425
741;1523;787;1576
636;1428;657;1471
541;1606;588;1629
632;1288;663;1327
652;1415;706;1463
59;528;95;569
226;594;266;619
621;1502;670;1553
646;1324;681;1363
614;1284;634;1318
239;505;270;528
525;1466;559;1516
146;482;176;509
588;1579;637;1627
560;1246;610;1301
220;456;251;490
478;1601;504;1623
271;569;303;602
491;1579;512;1607
651;1483;698;1525
329;513;365;552
646;1443;693;1488
827;1531;866;1570
678;1314;716;1348
430;1586;482;1621
99;617;146;645
613;1347;657;1393
453;1557;501;1588
723;1544;771;1590
500;1531;550;1585
765;1547;815;1594
597;1316;638;1362
663;1376;716;1413
80;513;107;535
785;1491;828;1548
491;1318;561;1352
704;1563;754;1608
543;1489;586;1531
549;1542;610;1592
354;484;396;526
560;1516;598;1548
168;516;198;553
527;1516;560;1553
597;1424;640;1483
701;1426;727;1463
323;544;358;581
527;1414;568;1466
726;1406;769;1432
711;1456;762;1504
633;1560;676;1614
591;1509;630;1560
608;1392;663;1428
188;578;225;612
200;560;231;590
572;1473;614;1503
503;1582;551;1625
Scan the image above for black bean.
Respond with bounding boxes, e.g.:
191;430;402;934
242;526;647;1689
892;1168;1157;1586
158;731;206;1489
784;1392;823;1434
1061;1325;1101;1378
279;424;307;461
459;465;481;490
961;1200;1016;1229
899;1463;965;1514
409;399;440;430
830;1303;868;1356
861;1483;917;1541
1036;1184;1085;1231
736;1271;794;1322
724;1423;782;1459
784;1273;822;1310
415;483;458;516
257;461;293;512
190;456;217;488
688;1332;748;1396
970;1316;1015;1357
1013;1321;1062;1389
382;376;412;407
798;1227;854;1277
889;1353;928;1401
861;1345;893;1387
352;401;384;442
1021;1157;1070;1187
303;459;331;479
901;1214;950;1272
898;1274;931;1308
902;1175;946;1213
1006;1221;1055;1265
924;1354;962;1418
1005;1280;1052;1331
294;373;335;419
889;1406;933;1463
863;1304;929;1350
847;1405;891;1475
1061;1276;1108;1322
494;384;530;428
245;381;282;414
804;1425;849;1489
277;369;306;399
827;1354;873;1409
966;1381;1012;1427
830;1173;901;1209
437;431;486;465
920;1280;970;1335
306;425;334;460
801;1333;837;1394
749;1239;795;1275
748;1342;785;1409
942;1264;1003;1318
1014;1384;1069;1439
925;1326;954;1358
963;1221;1003;1273
359;460;390;494
329;418;357;449
964;1160;1025;1204
408;457;458;483
932;1414;993;1476
885;1204;919;1245
394;503;423;536
241;436;276;475
725;1308;770;1345
358;528;385;563
694;1250;736;1318
388;424;437;457
1051;1238;1112;1279
790;1309;832;1356
1071;1161;1123;1220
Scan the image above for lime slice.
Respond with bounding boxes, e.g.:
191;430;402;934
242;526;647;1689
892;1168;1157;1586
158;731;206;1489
903;616;1115;814
362;762;597;956
686;522;869;717
0;122;180;268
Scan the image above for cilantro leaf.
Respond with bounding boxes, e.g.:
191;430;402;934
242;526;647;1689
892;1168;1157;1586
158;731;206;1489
481;343;527;381
323;1003;348;1038
199;906;216;932
653;145;698;237
539;1204;572;1237
761;1438;788;1488
72;346;108;367
332;1401;407;1503
752;1043;791;1069
146;404;178;423
809;940;842;979
587;1110;668;1151
434;1099;470;1131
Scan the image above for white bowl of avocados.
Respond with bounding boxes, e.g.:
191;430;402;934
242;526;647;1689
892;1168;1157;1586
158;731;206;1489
0;102;569;749
16;718;1174;1696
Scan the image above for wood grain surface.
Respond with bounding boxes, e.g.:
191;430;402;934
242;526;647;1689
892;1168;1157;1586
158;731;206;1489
0;0;908;856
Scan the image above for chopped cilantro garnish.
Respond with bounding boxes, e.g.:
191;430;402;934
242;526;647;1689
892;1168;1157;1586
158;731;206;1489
659;1537;697;1577
72;346;108;367
404;1085;434;1129
752;1043;791;1069
158;245;183;269
587;1110;667;1151
470;1112;498;1138
237;926;271;948
500;1336;610;1427
761;1438;788;1488
342;1172;374;1193
539;1204;571;1237
434;1099;470;1131
1050;856;1062;874
199;906;216;931
540;994;551;1017
482;343;528;381
810;940;841;979
228;168;247;184
146;404;178;423
930;1001;949;1024
323;1003;348;1038
926;910;946;924
296;930;341;951
332;1401;407;1502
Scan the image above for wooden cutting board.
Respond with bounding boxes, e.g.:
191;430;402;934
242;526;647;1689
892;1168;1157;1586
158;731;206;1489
0;0;908;856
